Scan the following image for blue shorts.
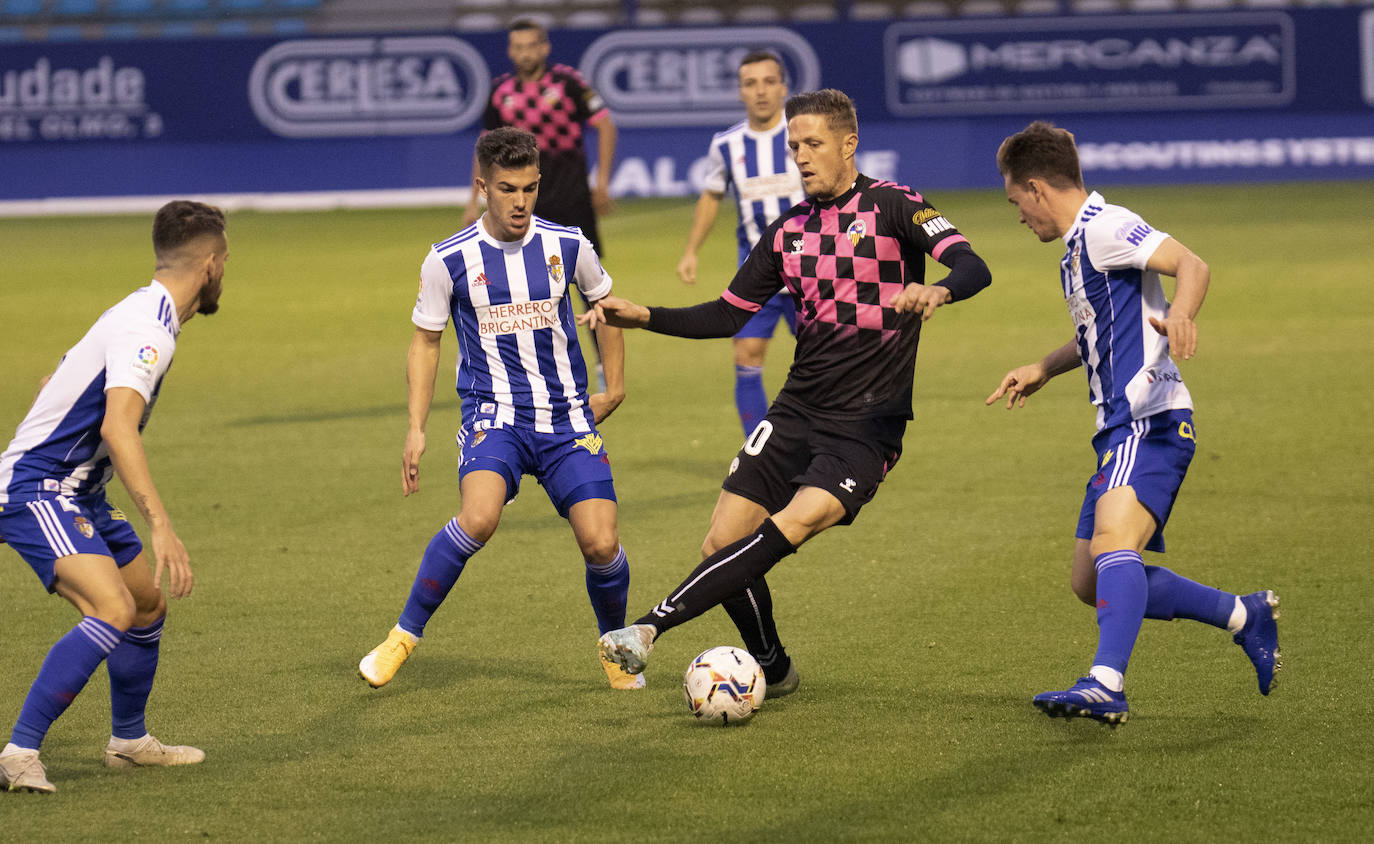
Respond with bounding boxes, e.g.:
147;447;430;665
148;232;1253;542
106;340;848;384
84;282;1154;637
1076;409;1196;553
0;494;143;591
735;291;797;340
457;424;616;518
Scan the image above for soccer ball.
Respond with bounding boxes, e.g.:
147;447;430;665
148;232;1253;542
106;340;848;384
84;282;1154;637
682;646;766;725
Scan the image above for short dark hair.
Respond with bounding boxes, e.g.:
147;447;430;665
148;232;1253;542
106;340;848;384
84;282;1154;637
785;89;857;135
152;200;225;257
508;18;547;41
476;127;540;176
996;121;1084;190
739;50;785;83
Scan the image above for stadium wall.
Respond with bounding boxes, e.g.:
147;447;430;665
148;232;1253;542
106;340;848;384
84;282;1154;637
2;9;1372;215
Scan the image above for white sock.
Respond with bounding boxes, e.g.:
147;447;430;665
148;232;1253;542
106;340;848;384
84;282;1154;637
1089;665;1125;693
1226;597;1247;634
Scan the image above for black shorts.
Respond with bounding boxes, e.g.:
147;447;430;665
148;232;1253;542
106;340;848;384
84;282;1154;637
721;399;905;525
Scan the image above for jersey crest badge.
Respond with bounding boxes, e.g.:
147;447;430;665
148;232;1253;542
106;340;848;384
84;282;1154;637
846;219;866;247
572;433;603;455
547;255;564;285
73;515;94;539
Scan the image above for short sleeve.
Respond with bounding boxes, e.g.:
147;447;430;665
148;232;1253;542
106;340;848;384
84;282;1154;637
482;85;501;131
701;137;729;195
1084;206;1169;271
561;67;608;124
104;323;175;403
412;248;454;332
574;234;613;302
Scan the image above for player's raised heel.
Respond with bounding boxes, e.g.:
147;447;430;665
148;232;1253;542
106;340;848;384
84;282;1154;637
600;653;646;690
1234;590;1281;695
104;734;205;768
598;624;656;675
0;748;55;793
359;625;420;688
1032;677;1130;727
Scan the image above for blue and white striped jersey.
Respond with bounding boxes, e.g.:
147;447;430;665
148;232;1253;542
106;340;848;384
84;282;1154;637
413;216;613;434
1061;192;1193;431
701;117;805;264
0;281;179;506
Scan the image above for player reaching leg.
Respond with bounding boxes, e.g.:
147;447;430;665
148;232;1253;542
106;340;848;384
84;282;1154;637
988;122;1280;726
588;90;991;695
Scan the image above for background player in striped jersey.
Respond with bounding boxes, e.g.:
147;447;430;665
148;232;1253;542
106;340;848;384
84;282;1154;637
0;201;224;793
676;51;806;436
590;90;991;694
988;121;1280;726
360;127;644;691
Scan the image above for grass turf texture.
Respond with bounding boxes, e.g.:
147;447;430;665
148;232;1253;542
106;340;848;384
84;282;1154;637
1;182;1371;841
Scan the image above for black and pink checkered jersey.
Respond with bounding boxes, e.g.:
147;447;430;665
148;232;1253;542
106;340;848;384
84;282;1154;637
698;174;990;419
483;65;608;238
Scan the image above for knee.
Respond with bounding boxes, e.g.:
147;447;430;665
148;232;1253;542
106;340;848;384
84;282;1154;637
457;509;500;544
1071;570;1096;606
94;590;137;632
580;532;620;565
131;586;166;627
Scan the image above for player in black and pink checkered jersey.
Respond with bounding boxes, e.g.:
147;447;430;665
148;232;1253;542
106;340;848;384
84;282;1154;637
586;89;991;695
462;19;616;256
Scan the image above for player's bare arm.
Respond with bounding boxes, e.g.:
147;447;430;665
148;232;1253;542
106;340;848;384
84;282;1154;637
987;339;1082;410
579;295;650;330
589;319;626;423
1144;237;1210;360
677;190;726;285
102;386;193;598
590;113;617;216
403;327;443;496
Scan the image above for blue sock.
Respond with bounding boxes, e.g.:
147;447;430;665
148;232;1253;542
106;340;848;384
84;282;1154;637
1091;551;1148;675
398;519;482;638
1144;565;1234;628
585;546;630;635
107;617;163;740
735;364;767;436
10;617;123;750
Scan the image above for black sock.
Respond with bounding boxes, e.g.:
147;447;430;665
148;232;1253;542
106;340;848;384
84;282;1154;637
721;578;790;684
635;518;796;635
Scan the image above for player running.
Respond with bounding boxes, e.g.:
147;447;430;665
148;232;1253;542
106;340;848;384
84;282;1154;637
0;201;225;793
590;90;991;694
676;51;805;436
359;127;643;691
988;121;1280;726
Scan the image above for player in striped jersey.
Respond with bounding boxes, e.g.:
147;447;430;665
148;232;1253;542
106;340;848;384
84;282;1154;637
677;51;806;435
359;128;644;691
988;121;1280;726
0;201;223;793
592;90;991;694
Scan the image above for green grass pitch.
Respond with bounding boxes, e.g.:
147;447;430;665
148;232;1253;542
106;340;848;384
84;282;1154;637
1;182;1372;840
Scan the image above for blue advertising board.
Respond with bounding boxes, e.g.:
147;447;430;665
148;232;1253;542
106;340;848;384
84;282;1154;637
1;8;1371;208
